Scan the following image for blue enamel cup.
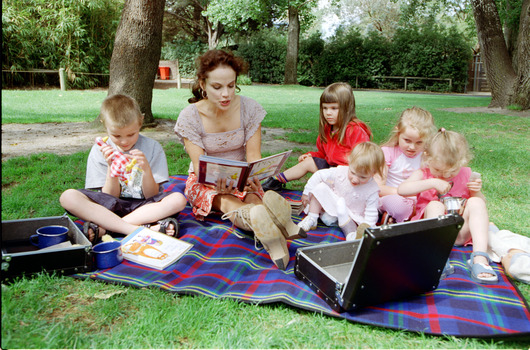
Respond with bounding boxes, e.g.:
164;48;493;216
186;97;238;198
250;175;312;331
92;241;123;269
30;225;69;249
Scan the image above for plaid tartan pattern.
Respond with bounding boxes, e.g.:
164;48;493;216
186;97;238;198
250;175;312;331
95;137;132;181
74;175;530;338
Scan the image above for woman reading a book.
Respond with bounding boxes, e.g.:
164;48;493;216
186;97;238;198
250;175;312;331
174;49;305;271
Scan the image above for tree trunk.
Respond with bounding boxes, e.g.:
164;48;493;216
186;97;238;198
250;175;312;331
511;0;530;109
471;0;517;108
107;0;166;125
284;5;300;85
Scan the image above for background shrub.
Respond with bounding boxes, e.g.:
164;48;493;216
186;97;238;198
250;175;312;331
2;0;122;89
237;29;286;84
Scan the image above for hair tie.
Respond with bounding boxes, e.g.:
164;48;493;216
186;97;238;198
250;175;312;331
439;127;446;133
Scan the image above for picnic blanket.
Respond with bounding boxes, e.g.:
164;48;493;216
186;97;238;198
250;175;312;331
74;175;530;338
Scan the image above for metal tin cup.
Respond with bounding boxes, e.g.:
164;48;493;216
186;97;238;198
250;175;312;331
30;225;69;249
441;197;465;214
92;241;123;269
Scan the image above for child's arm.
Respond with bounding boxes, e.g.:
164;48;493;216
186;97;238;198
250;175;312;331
362;191;380;227
374;165;397;196
397;169;452;196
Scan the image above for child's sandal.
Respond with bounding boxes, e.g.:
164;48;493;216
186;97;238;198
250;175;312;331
83;221;100;246
157;217;179;237
467;251;498;284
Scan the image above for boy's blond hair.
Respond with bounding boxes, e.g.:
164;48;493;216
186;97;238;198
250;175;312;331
423;129;472;169
99;94;143;128
348;141;385;178
382;106;436;147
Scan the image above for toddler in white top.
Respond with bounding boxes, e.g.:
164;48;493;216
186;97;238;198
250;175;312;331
375;107;436;223
298;142;385;241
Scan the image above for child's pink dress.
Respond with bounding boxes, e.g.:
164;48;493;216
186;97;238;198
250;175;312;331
379;145;422;222
411;167;471;221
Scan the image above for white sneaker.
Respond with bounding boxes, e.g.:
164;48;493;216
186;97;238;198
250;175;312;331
298;215;318;232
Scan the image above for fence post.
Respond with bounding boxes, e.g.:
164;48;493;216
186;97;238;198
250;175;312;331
404;77;408;90
59;68;67;91
176;60;181;89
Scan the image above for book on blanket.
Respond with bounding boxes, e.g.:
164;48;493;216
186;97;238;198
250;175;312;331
198;150;292;192
120;227;193;270
287;198;304;215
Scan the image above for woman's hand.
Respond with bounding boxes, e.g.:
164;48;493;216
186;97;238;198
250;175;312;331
244;177;262;193
216;177;236;194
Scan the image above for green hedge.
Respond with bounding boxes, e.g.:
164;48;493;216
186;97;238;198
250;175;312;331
237;24;472;92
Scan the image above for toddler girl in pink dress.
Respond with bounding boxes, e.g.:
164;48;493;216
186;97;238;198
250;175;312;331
398;129;498;284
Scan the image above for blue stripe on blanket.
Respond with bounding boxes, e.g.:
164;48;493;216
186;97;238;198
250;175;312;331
74;175;530;338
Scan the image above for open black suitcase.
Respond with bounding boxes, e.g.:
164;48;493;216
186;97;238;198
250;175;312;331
294;214;464;312
1;214;94;281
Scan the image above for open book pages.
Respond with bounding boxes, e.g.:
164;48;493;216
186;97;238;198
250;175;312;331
120;227;193;270
198;150;292;192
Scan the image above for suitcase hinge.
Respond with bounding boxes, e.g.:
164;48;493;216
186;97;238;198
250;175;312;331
335;282;344;307
2;255;11;271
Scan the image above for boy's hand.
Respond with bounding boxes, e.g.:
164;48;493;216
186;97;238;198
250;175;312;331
100;144;115;165
128;149;151;173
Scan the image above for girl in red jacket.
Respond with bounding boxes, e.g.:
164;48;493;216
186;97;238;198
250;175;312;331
262;82;371;195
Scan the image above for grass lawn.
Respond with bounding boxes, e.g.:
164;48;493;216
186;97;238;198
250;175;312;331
2;86;529;348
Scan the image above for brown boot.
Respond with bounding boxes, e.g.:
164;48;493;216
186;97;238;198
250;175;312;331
262;191;307;239
250;204;290;270
356;223;371;240
221;204;256;232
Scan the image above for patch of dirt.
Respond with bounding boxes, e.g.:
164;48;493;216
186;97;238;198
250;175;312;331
3;106;526;160
440;106;530;117
1;119;307;160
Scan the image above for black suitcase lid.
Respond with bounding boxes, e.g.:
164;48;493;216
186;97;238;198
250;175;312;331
339;214;464;310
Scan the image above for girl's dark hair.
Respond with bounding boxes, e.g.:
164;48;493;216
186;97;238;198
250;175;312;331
188;49;247;103
319;82;371;145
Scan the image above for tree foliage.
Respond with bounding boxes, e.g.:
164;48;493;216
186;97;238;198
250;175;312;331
2;0;122;88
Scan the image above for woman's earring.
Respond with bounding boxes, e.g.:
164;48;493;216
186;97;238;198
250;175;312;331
201;90;207;99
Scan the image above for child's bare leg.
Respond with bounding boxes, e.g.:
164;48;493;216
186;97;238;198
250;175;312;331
423;201;445;219
283;157;319;181
59;189;140;237
458;197;493;278
122;192;187;235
